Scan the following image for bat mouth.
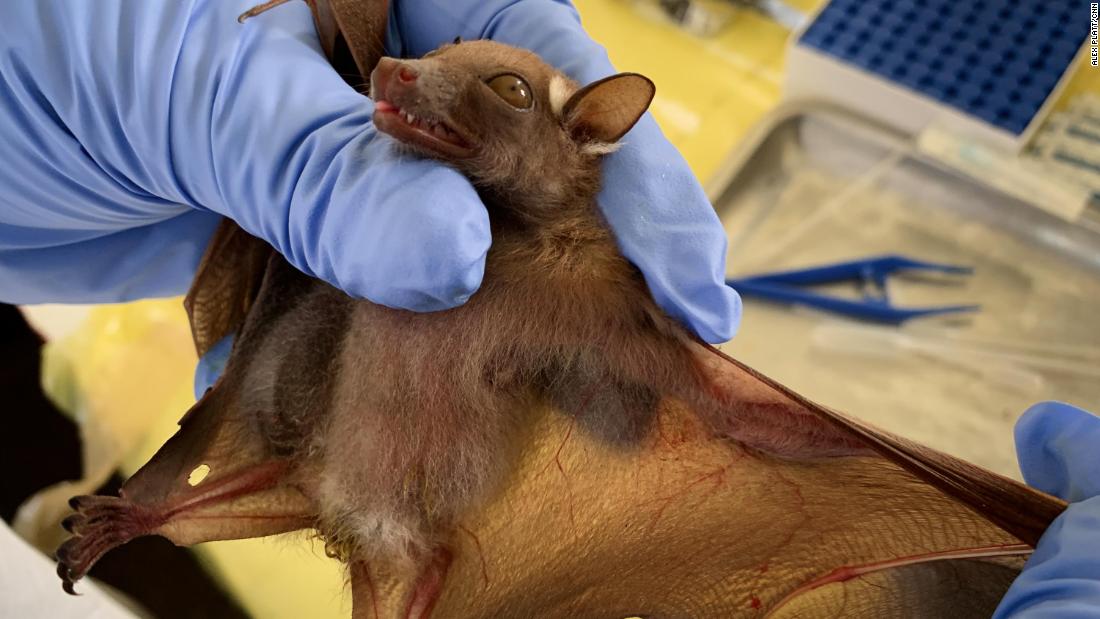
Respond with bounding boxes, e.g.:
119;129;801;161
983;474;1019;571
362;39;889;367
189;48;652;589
373;101;476;159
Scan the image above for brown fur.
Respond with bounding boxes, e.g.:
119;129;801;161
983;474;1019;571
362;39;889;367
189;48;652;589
230;41;857;565
313;41;714;563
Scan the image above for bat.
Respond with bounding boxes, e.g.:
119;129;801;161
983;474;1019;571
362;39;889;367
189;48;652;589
56;2;1066;617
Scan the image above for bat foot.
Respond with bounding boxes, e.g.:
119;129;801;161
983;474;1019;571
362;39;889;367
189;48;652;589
56;495;156;594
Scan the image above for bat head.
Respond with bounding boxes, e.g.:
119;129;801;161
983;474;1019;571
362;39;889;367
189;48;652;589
370;39;655;212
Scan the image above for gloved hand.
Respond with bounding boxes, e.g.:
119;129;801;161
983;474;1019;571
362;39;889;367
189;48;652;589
993;401;1100;618
388;0;740;343
0;1;486;311
0;0;740;345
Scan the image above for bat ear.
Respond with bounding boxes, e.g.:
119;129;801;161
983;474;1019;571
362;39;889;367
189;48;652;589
563;73;655;151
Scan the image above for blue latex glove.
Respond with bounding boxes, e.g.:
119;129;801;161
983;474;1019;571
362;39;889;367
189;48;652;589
0;1;486;311
994;402;1100;618
0;0;740;345
388;0;740;343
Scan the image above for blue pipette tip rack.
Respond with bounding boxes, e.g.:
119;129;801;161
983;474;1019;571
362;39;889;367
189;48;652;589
794;0;1090;138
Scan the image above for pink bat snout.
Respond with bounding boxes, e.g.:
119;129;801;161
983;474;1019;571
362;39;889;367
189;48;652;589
369;57;476;159
371;57;422;102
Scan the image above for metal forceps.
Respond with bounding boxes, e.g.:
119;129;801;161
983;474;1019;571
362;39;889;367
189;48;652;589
726;255;979;324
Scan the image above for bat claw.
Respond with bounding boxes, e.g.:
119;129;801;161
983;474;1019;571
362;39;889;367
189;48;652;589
55;541;70;563
56;495;153;594
61;514;82;533
57;555;79;595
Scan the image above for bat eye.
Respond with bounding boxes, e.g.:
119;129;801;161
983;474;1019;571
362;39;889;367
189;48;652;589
486;74;532;110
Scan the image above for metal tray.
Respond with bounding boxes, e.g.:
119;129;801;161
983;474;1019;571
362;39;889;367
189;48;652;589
707;102;1100;477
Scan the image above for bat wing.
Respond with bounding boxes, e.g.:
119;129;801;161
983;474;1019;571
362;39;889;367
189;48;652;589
693;343;1065;547
349;347;1061;618
238;0;389;91
56;380;315;593
767;557;1025;618
60;252;318;594
317;0;390;83
184;218;273;358
350;402;1037;617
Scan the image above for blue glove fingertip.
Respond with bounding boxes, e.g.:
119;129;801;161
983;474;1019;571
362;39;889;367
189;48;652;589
993;496;1100;618
648;257;742;344
1015;401;1100;502
598;116;743;344
694;282;742;343
193;334;235;400
996;403;1100;618
323;153;491;312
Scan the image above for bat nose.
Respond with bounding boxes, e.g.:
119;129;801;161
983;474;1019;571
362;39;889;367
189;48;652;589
371;58;420;101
